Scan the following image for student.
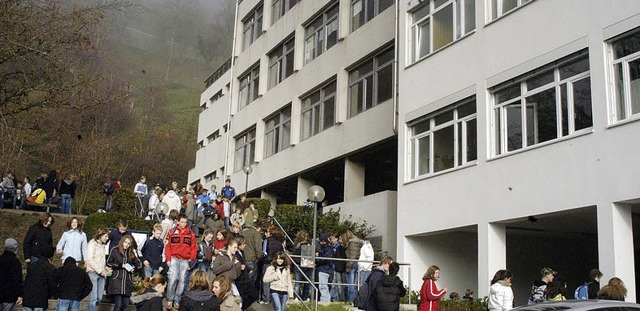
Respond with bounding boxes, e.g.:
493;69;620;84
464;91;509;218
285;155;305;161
262;252;294;311
330;233;347;302
242;203;259;228
206;211;225;233
107;235;142;311
108;219;130;253
198;230;215;273
141;224;165;278
213;275;241;311
22;248;56;311
361;256;394;311
165;214;198;310
488;269;513;311
23;213;54;264
178;270;220;311
56;217;88;262
0;238;23;311
222;196;231;228
376;262;407;311
220;179;236;204
597;277;627;301
85;228;112;311
585;268;603;299
53;257;92;311
419;265;447;311
211;239;242;283
130;275;167;311
234;236;259;310
316;234;335;302
134;176;148;216
528;267;556;304
230;207;245;228
214;229;227;253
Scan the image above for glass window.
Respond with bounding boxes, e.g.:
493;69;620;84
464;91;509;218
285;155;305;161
492;52;592;156
408;97;477;179
301;80;337;140
609;28;640;122
238;64;260;110
305;3;340;64
234;128;256;172
351;0;396;32
272;0;299;24
243;3;264;51
490;0;531;20
348;46;395;117
265;105;292;158
410;0;475;62
268;37;295;89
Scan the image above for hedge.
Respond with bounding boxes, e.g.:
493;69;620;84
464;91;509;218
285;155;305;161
84;212;156;237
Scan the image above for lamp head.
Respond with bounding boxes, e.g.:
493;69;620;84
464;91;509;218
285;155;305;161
307;185;325;203
243;165;253;175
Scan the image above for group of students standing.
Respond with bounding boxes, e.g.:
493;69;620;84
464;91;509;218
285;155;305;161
1;170;78;213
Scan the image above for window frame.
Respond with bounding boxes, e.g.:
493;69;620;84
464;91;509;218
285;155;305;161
242;3;264;51
264;105;292;158
304;3;340;64
489;0;531;21
238;64;260;110
301;80;337;140
268;37;295;89
608;28;640;123
234;127;257;172
272;0;299;24
348;46;395;117
350;0;396;32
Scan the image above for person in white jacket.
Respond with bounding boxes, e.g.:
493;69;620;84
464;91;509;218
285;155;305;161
263;252;294;311
163;189;182;214
488;269;514;311
56;217;88;262
85;228;112;311
358;240;374;287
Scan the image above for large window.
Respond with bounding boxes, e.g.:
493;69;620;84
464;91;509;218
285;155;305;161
609;27;640;122
490;0;531;20
408;98;477;179
410;0;475;62
268;37;295;89
349;47;394;117
301;80;337;140
491;51;592;156
351;0;395;32
238;64;260;110
265;105;292;158
243;3;263;50
234;128;256;172
272;0;299;24
304;3;339;64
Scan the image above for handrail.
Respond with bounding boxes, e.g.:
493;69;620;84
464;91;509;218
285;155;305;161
271;217;295;247
285;251;318;311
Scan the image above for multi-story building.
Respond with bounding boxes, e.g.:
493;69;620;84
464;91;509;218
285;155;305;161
189;0;399;254
398;0;640;303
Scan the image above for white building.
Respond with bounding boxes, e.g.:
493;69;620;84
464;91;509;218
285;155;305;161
397;0;640;304
189;0;399;254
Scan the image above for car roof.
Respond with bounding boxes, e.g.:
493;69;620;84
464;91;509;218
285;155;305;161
513;300;640;311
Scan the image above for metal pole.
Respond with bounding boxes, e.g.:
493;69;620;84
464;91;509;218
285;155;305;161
244;172;249;197
312;201;318;311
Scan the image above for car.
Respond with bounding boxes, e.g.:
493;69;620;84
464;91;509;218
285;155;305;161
513;300;640;311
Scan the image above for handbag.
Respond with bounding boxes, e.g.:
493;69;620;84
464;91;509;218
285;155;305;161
26;195;37;203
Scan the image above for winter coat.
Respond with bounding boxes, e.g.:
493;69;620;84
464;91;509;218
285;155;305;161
345;238;364;273
106;246;142;296
219;292;241;311
376;274;406;311
527;280;547;304
359;241;375;272
108;229;132;254
366;267;387;311
333;242;347;273
488;280;513;311
58;180;76;198
54;257;92;301
22;258;56;309
56;229;88;262
316;243;334;274
261;236;284;264
86;238;107;274
130;288;164;311
185;195;197;221
0;250;23;303
43;175;58;199
206;218;225;232
198;241;214;265
178;290;221;311
165;225;198;261
230;212;245;227
587;279;600;299
23;222;54;260
419;278;446;311
263;265;294;297
242;207;258;228
212;253;242;281
141;237;164;270
163;190;182;213
241;226;263;261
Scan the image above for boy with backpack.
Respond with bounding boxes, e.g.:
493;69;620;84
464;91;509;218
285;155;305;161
141;224;165;278
575;268;603;299
103;179;120;212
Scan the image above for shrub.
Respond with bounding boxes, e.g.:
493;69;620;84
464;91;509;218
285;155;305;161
84;212;156;236
440;297;488;311
286;302;349;311
246;197;272;221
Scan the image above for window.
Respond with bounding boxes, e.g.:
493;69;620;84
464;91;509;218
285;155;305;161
238;64;260;110
207;130;220;144
410;0;475;62
408;98;477;179
351;0;395;32
304;3;339;64
210;90;223;104
609;28;640;122
490;0;531;20
491;51;592;156
234;128;256;172
268;37;295;89
349;46;394;117
204;171;217;183
243;3;263;50
265;105;292;157
272;0;299;24
301;80;337;140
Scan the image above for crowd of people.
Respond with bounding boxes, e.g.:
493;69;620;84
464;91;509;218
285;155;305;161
1;170;77;213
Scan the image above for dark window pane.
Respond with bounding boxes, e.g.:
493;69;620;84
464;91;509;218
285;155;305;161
350;83;364;116
365;76;374;109
377;65;393;103
465;0;475;32
433;125;454;172
573;77;593;130
526;70;554;91
506;103;522;151
560;57;590;80
495;84;521;103
612;30;640;60
350;60;374;81
614;63;626;121
466;119;477;162
457;101;476;118
434;110;453;126
418;135;430;175
630;58;640;115
526;88;557;146
413;120;430;135
323;97;335;130
560;84;569;136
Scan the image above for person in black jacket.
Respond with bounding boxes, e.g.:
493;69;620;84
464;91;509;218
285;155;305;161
179;270;221;311
365;256;394;311
330;233;347;302
43;170;58;203
141;225;165;278
54;257;92;310
586;268;603;299
130;274;167;311
22;248;56;310
0;238;23;310
376;262;406;311
23;213;54;264
107;235;142;311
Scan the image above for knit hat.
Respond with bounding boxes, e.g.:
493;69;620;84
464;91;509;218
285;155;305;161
4;238;18;252
319;233;330;243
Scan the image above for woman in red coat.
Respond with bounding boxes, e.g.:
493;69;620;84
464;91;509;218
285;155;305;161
420;265;447;311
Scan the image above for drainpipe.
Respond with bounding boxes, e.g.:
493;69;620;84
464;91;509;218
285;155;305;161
392;0;400;135
223;0;241;179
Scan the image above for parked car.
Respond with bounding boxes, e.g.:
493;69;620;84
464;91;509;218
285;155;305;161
513;300;640;311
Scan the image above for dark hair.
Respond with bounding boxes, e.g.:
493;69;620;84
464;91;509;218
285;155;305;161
67;217;83;231
138;274;166;294
178;213;188;220
271;251;289;267
490;269;512;285
39;212;53;225
117;219;128;228
589;269;603;280
225;179;231;183
423;265;440;281
389;262;400;276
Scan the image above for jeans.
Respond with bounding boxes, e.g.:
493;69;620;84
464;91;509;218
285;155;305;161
271;292;288;311
345;264;358;302
199;263;210;273
318;271;331;302
0;303;15;311
144;266;161;278
104;196;114;212
261;263;271;302
246;260;258;285
359;270;371;288
61;194;72;214
22;308;45;311
86;272;105;311
19;196;25;209
224;217;230;228
294;267;313;301
56;299;81;311
330;271;345;302
112;295;129;311
167;258;189;304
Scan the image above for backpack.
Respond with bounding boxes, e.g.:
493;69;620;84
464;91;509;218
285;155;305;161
103;181;116;194
574;281;592;300
354;274;373;309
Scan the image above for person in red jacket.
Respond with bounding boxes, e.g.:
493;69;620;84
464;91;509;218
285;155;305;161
420;265;447;311
164;214;197;310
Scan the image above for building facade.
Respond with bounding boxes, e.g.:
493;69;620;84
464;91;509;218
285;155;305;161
398;0;640;304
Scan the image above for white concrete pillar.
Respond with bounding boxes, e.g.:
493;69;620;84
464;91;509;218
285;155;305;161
261;190;277;217
597;202;636;302
297;176;314;205
336;68;349;123
338;0;350;40
344;158;365;201
478;222;506;298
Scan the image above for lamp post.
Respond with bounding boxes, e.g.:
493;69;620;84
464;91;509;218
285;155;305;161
243;165;253;197
307;185;325;308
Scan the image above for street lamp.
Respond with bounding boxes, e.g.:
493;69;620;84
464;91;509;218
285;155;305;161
307;185;325;307
243;165;253;197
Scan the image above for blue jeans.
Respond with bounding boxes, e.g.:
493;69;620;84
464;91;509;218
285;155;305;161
330;271;345;302
144;266;161;278
0;302;15;311
199;263;210;273
271;292;288;311
294;267;313;300
345;264;358;302
22;308;45;311
261;263;271;302
56;299;81;311
224;217;230;228
86;272;105;311
167;258;189;304
60;194;72;214
112;295;129;311
318;271;331;302
359;270;371;288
